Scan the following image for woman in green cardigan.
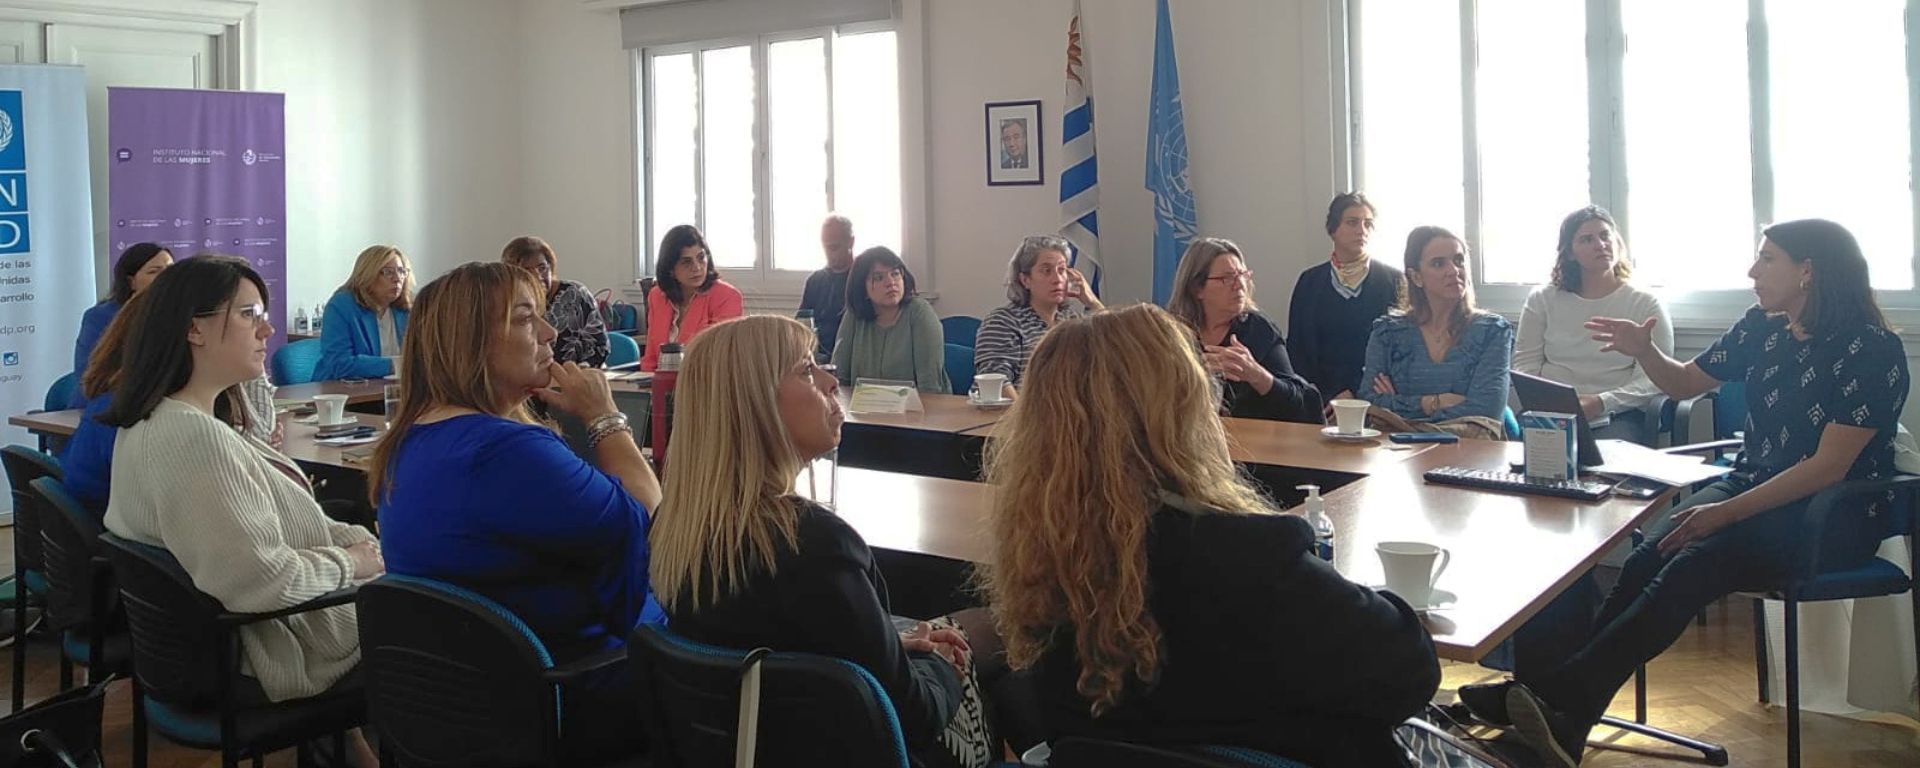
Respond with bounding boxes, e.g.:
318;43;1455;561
832;246;948;393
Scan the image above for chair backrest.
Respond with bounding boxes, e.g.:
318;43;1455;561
356;575;557;768
630;624;908;768
939;316;981;349
44;373;78;412
28;477;108;637
98;533;229;708
944;343;975;396
1501;407;1521;441
271;339;325;385
614;303;641;333
607;332;641;368
2;445;63;573
1713;380;1748;440
1045;737;1309;768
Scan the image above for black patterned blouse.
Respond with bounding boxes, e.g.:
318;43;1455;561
547;280;610;367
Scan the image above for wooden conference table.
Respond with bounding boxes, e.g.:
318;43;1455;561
7;383;1670;662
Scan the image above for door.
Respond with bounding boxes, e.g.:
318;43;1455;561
45;22;217;292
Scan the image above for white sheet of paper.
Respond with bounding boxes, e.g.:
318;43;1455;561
848;382;922;414
1590;438;1736;486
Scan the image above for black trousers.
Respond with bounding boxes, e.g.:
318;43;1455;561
1518;478;1883;724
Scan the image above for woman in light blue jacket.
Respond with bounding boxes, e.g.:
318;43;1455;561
314;245;413;380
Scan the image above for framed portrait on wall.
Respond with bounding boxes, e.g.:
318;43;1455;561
985;100;1043;186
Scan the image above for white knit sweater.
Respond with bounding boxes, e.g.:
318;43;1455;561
104;397;374;701
1513;283;1674;415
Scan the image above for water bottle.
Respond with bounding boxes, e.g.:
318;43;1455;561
650;343;683;475
294;306;309;334
312;302;324;332
1297;484;1335;561
796;308;815;333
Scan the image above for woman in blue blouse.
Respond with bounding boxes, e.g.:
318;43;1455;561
70;242;171;406
313;245;413;381
1479;220;1909;767
372;261;661;763
1356;226;1512;439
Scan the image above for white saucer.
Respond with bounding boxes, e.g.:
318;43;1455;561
969;397;1012;411
1371;586;1457;614
383;374;401;381
1321;426;1382;442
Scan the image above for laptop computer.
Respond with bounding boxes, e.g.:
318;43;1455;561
1510;370;1606;467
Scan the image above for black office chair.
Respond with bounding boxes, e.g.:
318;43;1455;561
1747;474;1920;768
27;477;127;692
99;533;364;768
3;444;62;710
355;574;641;768
630;623;913;768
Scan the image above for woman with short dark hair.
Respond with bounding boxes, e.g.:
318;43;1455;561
502;235;610;367
1287;192;1403;403
642;224;743;371
832;246;947;393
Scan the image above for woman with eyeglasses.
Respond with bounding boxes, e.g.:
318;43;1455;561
1165;237;1322;423
501;235;610;367
643;224;744;371
314;244;414;381
832;246;947;393
973;235;1103;397
102;256;382;767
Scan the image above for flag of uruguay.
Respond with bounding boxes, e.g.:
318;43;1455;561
1059;0;1100;292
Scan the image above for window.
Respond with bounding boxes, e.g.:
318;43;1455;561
642;27;901;287
1353;0;1918;302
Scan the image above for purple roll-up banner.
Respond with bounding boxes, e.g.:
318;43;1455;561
107;87;287;349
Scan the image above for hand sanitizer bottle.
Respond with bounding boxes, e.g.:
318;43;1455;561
1297;484;1334;561
294;306;309;334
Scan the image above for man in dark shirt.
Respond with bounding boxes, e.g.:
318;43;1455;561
800;214;855;359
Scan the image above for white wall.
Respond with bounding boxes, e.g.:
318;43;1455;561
253;0;525;316
515;0;638;296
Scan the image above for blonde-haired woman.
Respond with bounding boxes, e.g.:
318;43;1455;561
983;304;1438;766
373;262;662;762
1165;237;1322;423
652;315;1001;767
315;244;414;380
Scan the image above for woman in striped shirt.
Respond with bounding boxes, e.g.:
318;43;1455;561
973;235;1103;396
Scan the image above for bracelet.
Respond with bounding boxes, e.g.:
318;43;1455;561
586;422;634;450
586;412;628;434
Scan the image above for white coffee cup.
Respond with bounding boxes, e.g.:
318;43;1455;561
1330;398;1371;435
972;373;1008;403
313;394;349;425
1377;540;1450;608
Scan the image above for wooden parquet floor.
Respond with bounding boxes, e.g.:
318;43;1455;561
3;529;1916;766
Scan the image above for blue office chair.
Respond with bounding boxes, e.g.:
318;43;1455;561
611;303;641;334
1748;474;1920;768
29;477;128;694
945;343;976;396
3;445;61;710
940;316;982;348
630;624;914;768
1664;381;1747;447
270;339;324;385
357;575;641;767
44;372;77;412
607;332;641;368
1501;407;1521;441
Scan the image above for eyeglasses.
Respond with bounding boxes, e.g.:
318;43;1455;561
379;266;410;279
195;302;269;327
1205;269;1254;284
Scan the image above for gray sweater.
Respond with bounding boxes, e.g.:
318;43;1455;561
105;397;374;701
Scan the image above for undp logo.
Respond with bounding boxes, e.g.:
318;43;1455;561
0;110;13;154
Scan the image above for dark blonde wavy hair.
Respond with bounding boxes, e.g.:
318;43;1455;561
981;304;1276;716
367;261;546;506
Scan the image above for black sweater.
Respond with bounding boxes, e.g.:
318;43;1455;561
1287;261;1404;400
1209;311;1324;424
1032;506;1440;767
664;499;962;755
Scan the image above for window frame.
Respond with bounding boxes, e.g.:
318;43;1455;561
1344;0;1920;330
637;21;900;297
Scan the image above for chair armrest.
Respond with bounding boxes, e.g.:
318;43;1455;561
1800;474;1920;579
1661;438;1743;457
216;586;359;627
541;646;628;684
1671;391;1716;445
